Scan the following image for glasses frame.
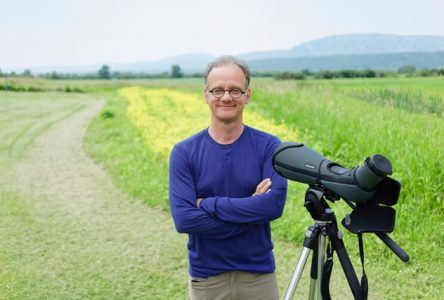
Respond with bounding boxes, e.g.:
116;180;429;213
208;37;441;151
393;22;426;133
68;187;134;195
208;88;246;99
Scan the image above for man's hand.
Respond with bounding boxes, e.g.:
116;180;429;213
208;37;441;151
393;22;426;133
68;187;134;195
197;178;271;207
252;178;272;196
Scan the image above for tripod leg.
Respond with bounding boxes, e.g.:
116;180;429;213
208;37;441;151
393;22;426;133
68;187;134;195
330;226;362;299
315;233;328;299
283;247;312;300
308;246;318;299
335;246;361;299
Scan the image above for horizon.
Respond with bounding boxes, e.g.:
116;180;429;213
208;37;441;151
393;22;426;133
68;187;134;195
5;33;444;74
2;0;444;72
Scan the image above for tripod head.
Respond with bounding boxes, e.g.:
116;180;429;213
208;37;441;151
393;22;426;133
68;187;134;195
303;186;336;222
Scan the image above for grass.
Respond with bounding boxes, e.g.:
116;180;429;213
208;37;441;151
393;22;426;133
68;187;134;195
0;92;188;299
1;77;443;299
253;78;444;254
0;92;88;161
0;188;188;299
83;77;443;298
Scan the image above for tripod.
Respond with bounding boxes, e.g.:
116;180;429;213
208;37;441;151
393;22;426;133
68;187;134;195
283;186;410;299
284;187;363;300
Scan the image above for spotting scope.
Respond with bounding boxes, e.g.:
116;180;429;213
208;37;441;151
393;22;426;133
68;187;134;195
273;143;409;300
272;142;400;206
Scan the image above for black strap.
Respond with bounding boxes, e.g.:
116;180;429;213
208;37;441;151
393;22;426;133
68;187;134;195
321;243;333;300
358;234;368;300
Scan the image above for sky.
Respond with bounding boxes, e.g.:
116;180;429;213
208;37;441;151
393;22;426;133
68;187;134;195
1;0;444;71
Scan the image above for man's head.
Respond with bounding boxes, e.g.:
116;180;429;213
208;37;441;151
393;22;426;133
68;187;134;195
204;56;251;124
204;56;250;88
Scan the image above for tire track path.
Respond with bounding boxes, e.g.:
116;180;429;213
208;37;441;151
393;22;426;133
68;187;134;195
1;96;187;299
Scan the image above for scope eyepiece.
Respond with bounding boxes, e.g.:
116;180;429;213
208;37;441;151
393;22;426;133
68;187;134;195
366;154;393;177
355;154;392;191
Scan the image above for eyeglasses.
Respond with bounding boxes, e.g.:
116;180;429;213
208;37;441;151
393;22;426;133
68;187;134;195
208;88;246;98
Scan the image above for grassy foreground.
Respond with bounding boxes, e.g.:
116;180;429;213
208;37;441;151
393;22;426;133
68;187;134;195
83;77;442;298
0;92;188;299
1;77;443;299
0;91;385;299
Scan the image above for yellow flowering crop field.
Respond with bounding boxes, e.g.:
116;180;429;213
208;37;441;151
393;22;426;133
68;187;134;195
121;86;299;160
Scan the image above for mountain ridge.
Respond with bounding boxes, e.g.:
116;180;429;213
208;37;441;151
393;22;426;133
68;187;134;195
238;33;444;60
22;33;444;74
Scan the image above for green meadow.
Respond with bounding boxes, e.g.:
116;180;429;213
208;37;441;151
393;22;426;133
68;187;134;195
1;76;443;299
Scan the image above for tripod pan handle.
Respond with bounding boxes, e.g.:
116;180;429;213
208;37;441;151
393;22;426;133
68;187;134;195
376;232;410;262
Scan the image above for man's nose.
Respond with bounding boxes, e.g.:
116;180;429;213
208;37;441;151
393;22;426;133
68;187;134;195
220;90;232;100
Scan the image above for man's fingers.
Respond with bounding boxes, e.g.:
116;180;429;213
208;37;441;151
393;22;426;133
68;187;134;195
258;178;271;188
259;181;272;192
255;181;267;193
256;179;268;190
253;178;272;196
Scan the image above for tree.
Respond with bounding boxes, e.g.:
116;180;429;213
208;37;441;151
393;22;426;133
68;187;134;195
98;65;111;79
398;65;416;76
22;69;33;77
49;71;60;80
171;64;183;78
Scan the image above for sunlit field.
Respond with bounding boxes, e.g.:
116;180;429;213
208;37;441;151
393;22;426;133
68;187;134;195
88;77;443;298
1;76;443;299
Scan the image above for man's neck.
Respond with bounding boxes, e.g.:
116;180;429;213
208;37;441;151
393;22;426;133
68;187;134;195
208;121;244;145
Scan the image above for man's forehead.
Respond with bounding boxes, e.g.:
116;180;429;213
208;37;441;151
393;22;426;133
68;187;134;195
207;64;247;84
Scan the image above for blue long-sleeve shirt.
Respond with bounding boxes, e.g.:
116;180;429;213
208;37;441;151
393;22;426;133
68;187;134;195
169;125;287;278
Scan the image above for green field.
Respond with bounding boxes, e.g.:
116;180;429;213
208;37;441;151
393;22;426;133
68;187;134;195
1;77;443;299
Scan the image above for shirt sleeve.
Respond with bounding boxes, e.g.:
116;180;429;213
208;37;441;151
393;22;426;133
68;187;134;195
199;137;288;224
169;144;251;239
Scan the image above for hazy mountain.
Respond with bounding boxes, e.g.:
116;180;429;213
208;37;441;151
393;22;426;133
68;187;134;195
25;33;444;74
238;33;444;60
248;51;444;72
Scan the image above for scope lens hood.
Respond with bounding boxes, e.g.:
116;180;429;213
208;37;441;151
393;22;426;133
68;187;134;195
368;177;401;206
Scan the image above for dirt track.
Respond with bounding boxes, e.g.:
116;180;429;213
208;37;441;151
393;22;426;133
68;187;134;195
0;95;187;298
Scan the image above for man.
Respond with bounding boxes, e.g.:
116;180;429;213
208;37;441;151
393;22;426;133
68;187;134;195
169;56;287;300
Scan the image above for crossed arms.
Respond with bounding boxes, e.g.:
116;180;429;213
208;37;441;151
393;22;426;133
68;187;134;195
169;143;287;239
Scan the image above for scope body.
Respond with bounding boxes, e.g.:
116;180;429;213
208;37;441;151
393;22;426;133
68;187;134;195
272;142;394;203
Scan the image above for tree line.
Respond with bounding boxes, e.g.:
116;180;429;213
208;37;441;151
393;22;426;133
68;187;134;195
274;66;444;80
1;64;444;80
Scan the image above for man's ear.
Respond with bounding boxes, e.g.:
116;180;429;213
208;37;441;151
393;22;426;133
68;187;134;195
204;88;209;103
244;88;251;105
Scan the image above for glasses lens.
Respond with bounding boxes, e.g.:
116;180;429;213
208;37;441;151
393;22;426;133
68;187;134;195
212;88;224;97
230;89;242;97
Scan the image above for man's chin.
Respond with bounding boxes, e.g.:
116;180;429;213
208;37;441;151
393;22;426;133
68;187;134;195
215;113;240;124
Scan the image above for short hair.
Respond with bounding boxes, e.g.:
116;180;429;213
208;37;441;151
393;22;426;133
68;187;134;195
204;55;250;88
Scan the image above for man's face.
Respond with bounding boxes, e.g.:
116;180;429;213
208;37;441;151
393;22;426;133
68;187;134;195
204;64;250;124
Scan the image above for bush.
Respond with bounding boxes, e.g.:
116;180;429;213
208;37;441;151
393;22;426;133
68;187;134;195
274;72;306;80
